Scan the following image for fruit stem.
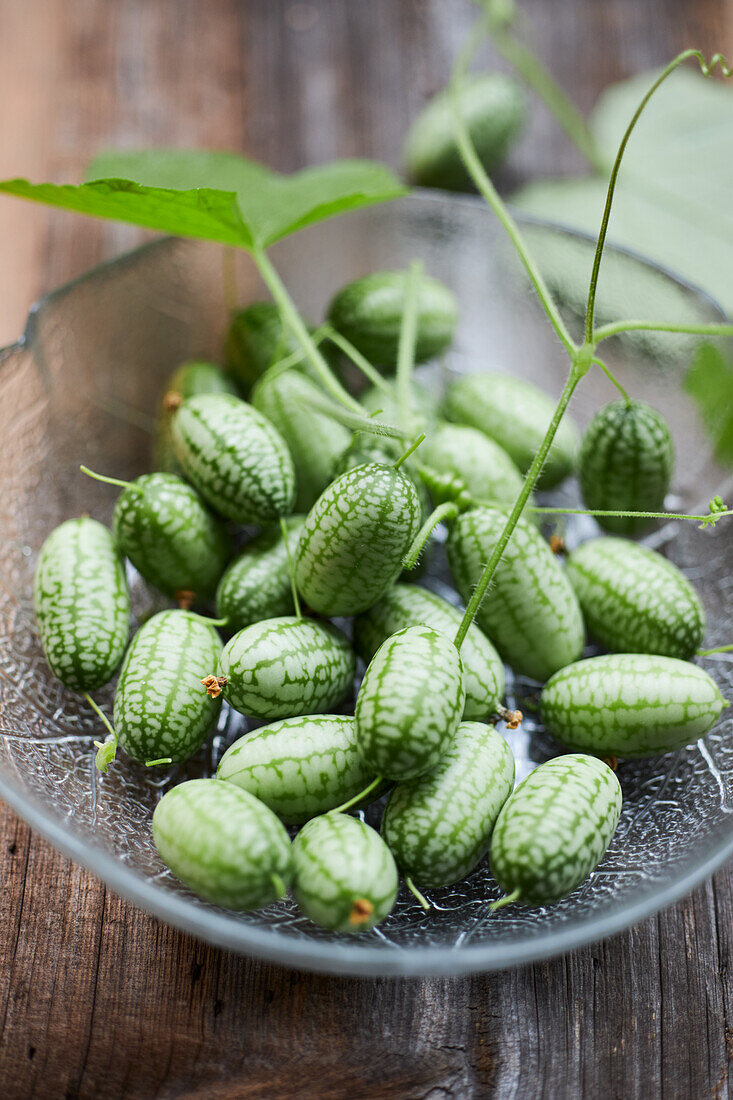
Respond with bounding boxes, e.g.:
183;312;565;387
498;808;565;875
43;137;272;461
320;324;393;395
279;516;302;621
332;775;384;814
490;887;521;912
402;501;459;571
394;433;426;470
592;356;630;404
698;645;733;656
405;876;431;911
396;260;423;429
183;612;229;627
146;757;173;767
270;873;288;900
84;693;118;773
79;465;134;491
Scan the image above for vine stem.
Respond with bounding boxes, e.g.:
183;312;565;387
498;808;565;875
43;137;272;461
592;356;630;404
252;245;364;415
449;11;577;358
279;517;302;621
396;260;423;428
403;501;459;571
332;775;384;814
594;318;733;343
299;387;406;440
526;505;733;527
319;324;393;395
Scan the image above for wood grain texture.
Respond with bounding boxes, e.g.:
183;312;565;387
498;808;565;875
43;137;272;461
0;1;731;1097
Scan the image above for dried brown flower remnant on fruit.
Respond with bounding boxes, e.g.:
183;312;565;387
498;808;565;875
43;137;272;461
549;534;566;555
349;898;374;926
163;391;184;413
176;589;196;610
495;705;522;730
201;674;228;698
602;755;619;772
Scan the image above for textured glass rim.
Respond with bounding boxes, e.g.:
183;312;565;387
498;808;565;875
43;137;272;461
1;193;731;977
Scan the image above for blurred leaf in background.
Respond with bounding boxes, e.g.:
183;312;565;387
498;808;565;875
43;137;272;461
685;343;733;465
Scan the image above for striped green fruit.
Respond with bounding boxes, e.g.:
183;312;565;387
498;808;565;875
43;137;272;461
224;301;314;394
353;583;504;720
490;755;622;905
578;400;674;535
152;359;238;475
33;517;130;691
541;654;728;758
420;421;526;508
565;537;705;659
171;393;296;524
295;463;422;616
253;369;351;512
216;616;355;720
444;372;579;489
292;812;398;932
113;472;231;601
355;625;465;780
446;507;584;681
114;610;223;764
404;73;526;191
382;722;515;888
326;270;458;370
217;714;378;824
153;778;292;910
215;516;306;632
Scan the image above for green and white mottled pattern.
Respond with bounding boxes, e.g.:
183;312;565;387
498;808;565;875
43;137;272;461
353;583;505;720
444;372;579;489
382;722;515;888
171;393;296;524
114;610;222;764
215;516;306;632
217;714;377;824
326;270;458;369
224;301;319;394
566;537;705;659
295;463;422;616
33;517;130;691
420;422;526;509
447;507;584;682
153;779;292;910
541;654;728;758
292;812;398;932
578;400;674;536
217;616;355;720
152;359;238;475
253;368;351;512
113;472;231;600
490;754;622;904
355;625;465;780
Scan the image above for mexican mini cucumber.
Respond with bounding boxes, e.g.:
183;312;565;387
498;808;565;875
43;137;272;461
420;422;526;509
295;462;422;616
444;371;579;489
355;625;465;780
113;472;231;601
224;301;320;393
114;610;223;764
34;517;130;691
353;583;505;720
541;654;728;758
490;755;622;905
565;537;705;659
382;722;515;888
153;778;292;910
291;812;398;932
152;359;238;475
253;368;351;512
171;392;296;524
447;506;584;681
215;616;355;720
578;399;674;535
215;516;306;632
217;714;379;824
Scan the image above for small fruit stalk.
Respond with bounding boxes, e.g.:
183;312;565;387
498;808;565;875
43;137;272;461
291;812;398;932
490;755;622;907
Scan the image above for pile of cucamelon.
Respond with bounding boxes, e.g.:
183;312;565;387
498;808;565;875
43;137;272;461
21;5;733;936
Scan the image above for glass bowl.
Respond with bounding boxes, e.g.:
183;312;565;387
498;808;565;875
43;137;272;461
0;192;731;977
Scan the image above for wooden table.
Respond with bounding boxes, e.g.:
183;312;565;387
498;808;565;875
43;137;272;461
1;2;732;1096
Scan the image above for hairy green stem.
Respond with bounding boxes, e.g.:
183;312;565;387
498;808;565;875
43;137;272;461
263;325;331;383
526;505;732;526
279;516;302;621
394;433;426;470
320;324;393;395
592;356;630;404
396;260;424;428
300;388;406;440
403;501;459;571
594;318;733;343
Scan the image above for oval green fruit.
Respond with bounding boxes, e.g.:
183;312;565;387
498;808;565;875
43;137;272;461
217;714;378;824
152;359;238;474
490;755;622;905
295;463;422;616
382;722;515;888
359;380;440;433
444;371;579;489
171;393;296;524
153;778;292;910
215;516;306;632
578;400;674;535
355;625;465;780
541;654;727;758
353;583;504;720
447;506;584;681
113;472;231;601
33;517;130;692
565;537;705;659
326;270;458;369
292;812;398;932
224;301;313;393
216;616;355;720
404;72;526;191
114;610;222;764
420;421;526;508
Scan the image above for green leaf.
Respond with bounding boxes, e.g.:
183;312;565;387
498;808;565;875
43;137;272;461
88;149;408;249
513;67;733;316
684;343;733;466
